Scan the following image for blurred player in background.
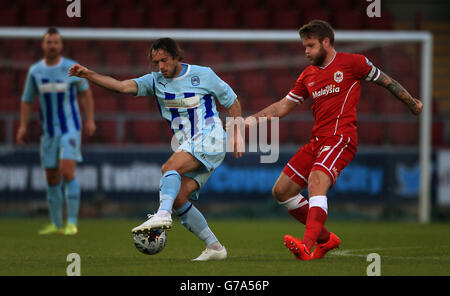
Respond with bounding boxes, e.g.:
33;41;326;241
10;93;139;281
17;27;96;235
69;37;243;261
245;20;423;261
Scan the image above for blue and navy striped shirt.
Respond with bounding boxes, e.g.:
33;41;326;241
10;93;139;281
21;57;89;137
133;64;237;144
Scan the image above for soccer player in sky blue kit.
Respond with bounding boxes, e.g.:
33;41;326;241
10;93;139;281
17;28;96;235
70;38;243;261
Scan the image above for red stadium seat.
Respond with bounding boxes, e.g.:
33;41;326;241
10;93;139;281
82;0;106;11
179;8;208;28
0;72;16;96
240;72;270;98
232;0;261;9
241;9;270;29
295;0;321;11
0;97;19;112
97;120;119;143
292;121;314;144
104;50;132;68
199;52;227;66
254;42;280;58
302;9;332;24
273;9;302;30
94;97;120;113
0;8;19;26
357;122;385;145
326;0;353;10
357;97;376;114
334;9;364;30
266;0;291;9
71;51;103;67
10;51;37;66
130;120;162;144
53;8;83;27
364;10;393;30
148;8;177;28
248;96;276;112
86;8;114;27
387;122;418;145
123;98;152;113
377;96;409;115
118;8;146;28
272;74;297;98
203;0;230;10
210;8;240;29
23;8;51;27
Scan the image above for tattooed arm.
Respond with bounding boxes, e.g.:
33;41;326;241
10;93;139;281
373;70;423;115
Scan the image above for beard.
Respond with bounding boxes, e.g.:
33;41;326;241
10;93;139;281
309;45;327;66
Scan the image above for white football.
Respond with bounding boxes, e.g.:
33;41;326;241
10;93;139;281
133;229;167;255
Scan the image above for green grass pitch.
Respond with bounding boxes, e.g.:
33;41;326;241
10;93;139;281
0;218;449;276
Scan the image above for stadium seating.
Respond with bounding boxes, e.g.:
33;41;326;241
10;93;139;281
357;122;385;145
386;122;418;145
118;8;146;28
0;0;432;147
0;7;20;26
210;8;240;29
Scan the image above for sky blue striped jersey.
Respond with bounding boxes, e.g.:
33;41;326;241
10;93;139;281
21;57;89;137
133;63;237;144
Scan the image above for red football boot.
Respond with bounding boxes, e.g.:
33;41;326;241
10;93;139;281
283;234;312;261
311;232;341;259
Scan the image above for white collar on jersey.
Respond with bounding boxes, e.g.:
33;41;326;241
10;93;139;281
167;63;191;81
318;51;337;69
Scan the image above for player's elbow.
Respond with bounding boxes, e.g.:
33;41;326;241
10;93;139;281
118;80;137;95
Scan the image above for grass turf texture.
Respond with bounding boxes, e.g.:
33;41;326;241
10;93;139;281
0;218;449;276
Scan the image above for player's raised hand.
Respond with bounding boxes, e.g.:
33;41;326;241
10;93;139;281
410;98;423;116
69;64;89;78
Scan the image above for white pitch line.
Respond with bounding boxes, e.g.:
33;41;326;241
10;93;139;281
330;246;450;261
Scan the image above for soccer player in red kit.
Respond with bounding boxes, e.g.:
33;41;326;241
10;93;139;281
244;20;423;261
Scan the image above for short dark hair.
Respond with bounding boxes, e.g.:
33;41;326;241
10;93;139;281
43;27;61;40
149;38;184;61
298;20;335;45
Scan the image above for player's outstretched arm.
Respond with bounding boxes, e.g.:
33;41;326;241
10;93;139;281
373;71;423;115
245;97;298;127
69;64;138;95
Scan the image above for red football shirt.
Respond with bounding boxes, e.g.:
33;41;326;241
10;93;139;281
287;52;379;141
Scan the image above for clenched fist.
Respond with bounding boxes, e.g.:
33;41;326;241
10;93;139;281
69;64;89;78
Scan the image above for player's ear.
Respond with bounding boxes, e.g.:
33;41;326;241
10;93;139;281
322;37;331;49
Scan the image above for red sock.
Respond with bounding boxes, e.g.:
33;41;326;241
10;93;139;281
302;207;328;252
288;205;330;244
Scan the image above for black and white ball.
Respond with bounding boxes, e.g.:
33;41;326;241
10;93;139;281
133;229;167;255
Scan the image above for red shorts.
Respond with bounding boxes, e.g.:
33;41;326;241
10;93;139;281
282;135;357;187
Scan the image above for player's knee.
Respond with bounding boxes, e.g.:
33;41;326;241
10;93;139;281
272;184;287;201
161;161;178;174
307;171;331;196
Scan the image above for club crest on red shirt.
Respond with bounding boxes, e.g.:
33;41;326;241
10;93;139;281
334;71;343;83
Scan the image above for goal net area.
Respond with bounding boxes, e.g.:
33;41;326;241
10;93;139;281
0;27;435;222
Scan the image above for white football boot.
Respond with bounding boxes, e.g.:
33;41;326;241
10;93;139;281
192;246;227;261
131;211;172;234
